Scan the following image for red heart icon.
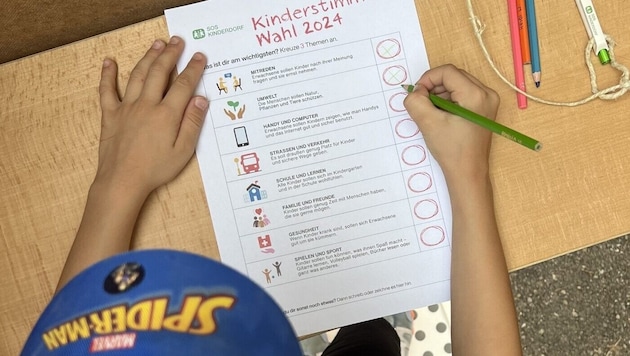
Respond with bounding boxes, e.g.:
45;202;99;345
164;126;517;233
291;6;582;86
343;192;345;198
255;208;263;215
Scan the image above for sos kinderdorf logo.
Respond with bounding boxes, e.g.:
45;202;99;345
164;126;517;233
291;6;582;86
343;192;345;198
193;24;245;39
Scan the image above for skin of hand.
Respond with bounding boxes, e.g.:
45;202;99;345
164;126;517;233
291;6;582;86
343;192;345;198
403;64;499;181
56;37;209;292
404;64;522;355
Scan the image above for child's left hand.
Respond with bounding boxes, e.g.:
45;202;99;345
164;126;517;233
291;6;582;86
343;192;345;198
95;36;209;198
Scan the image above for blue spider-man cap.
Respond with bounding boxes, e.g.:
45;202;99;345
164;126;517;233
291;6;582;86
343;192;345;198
22;249;300;355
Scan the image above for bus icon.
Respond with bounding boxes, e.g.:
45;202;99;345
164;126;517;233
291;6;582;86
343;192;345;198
237;152;261;175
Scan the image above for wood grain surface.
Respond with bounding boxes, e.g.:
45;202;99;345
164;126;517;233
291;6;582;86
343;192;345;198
1;1;628;353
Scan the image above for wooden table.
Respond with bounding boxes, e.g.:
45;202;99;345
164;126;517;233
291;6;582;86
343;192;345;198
1;1;629;353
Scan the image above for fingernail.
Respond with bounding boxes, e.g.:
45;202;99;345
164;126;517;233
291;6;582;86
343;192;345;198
194;97;209;110
102;58;112;67
192;52;204;61
152;40;165;50
169;36;181;45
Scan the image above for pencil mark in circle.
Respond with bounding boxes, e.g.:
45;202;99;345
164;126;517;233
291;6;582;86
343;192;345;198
395;118;420;139
388;92;407;112
104;262;145;294
402;145;427;166
428;304;440;312
436;322;448;333
407;172;433;193
420;225;445;247
382;65;408;86
376;38;402;59
414;199;439;220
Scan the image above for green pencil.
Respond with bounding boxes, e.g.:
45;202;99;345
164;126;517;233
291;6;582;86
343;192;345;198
401;84;542;152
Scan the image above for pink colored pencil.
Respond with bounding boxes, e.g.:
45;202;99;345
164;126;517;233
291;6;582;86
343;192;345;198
507;0;528;109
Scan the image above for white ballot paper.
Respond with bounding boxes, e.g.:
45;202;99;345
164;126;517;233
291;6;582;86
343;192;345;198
165;0;452;336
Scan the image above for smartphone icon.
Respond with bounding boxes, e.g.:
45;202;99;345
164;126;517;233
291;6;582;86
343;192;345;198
234;126;249;147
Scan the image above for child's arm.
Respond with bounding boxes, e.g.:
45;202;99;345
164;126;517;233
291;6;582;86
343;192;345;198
56;37;209;292
404;65;522;355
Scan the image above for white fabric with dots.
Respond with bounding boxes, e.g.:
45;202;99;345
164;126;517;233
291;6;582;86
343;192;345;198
300;302;453;356
409;302;452;356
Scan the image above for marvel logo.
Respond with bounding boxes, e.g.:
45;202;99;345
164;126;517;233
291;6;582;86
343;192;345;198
89;333;136;353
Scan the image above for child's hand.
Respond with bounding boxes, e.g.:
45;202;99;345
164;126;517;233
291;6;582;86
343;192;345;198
403;64;499;182
56;38;209;291
95;36;209;198
407;66;523;356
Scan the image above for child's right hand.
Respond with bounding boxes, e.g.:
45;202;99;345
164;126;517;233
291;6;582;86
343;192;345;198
403;64;500;182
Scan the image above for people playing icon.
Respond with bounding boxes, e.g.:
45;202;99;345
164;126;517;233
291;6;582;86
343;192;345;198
272;261;282;276
262;268;272;284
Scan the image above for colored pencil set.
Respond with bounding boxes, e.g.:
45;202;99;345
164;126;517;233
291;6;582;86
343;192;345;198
399;0;612;150
507;0;540;109
508;0;610;109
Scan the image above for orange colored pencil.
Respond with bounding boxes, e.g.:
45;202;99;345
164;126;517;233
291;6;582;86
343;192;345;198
516;0;531;64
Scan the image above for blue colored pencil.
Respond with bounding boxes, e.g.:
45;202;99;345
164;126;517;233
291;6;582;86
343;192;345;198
525;0;541;87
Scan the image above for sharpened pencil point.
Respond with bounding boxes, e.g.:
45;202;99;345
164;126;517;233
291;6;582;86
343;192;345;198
401;84;414;93
535;82;540;88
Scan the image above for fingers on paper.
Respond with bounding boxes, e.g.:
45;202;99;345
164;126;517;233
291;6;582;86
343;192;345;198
125;39;166;101
99;58;121;112
163;52;207;115
175;96;208;154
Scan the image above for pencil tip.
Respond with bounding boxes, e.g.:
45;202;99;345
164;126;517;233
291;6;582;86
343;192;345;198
401;84;414;93
535;82;540;88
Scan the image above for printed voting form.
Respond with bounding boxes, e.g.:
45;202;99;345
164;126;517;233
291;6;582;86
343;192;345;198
166;0;452;336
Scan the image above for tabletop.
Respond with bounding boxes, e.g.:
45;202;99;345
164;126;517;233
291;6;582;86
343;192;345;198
1;0;629;353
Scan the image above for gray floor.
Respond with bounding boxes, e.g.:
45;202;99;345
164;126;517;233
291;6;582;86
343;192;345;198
510;234;629;356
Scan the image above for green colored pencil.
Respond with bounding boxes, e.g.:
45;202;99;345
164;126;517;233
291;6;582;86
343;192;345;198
401;84;542;152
